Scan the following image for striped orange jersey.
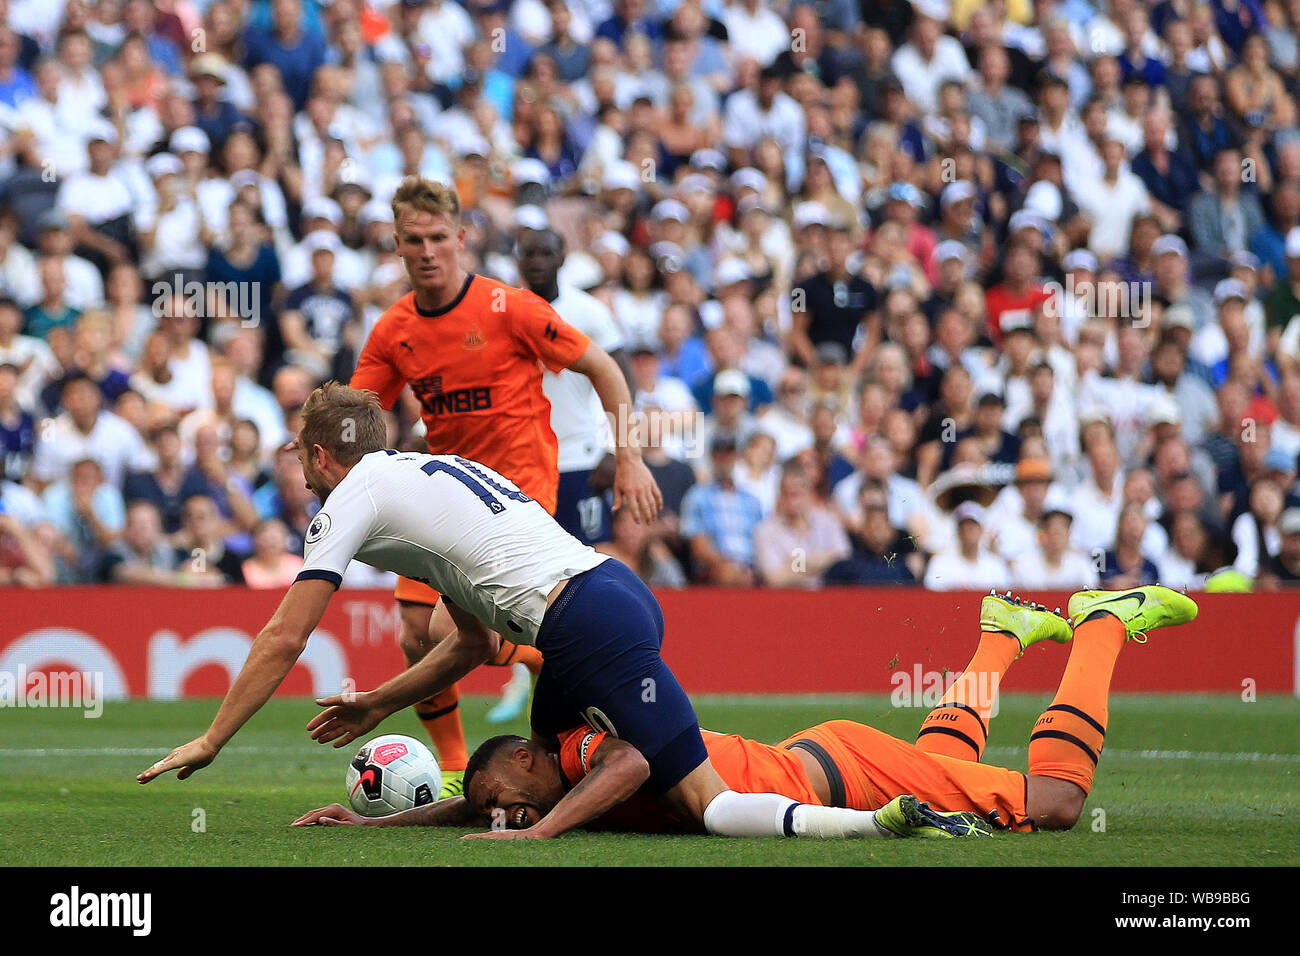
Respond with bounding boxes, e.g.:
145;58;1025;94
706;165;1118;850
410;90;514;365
556;726;822;832
350;274;591;514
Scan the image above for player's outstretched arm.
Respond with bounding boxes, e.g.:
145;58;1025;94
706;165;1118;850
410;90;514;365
138;579;336;784
307;597;496;748
567;343;663;524
291;795;483;829
464;736;649;840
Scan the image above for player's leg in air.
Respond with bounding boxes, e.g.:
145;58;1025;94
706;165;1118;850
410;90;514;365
1018;584;1199;828
913;586;1198;830
915;591;1072;762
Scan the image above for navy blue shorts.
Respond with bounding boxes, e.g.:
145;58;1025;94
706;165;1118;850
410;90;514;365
531;559;707;793
554;468;613;545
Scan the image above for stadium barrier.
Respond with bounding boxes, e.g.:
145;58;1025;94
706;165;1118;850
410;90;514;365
2;587;1296;699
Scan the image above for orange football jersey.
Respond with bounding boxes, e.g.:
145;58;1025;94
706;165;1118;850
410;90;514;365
351;274;591;513
556;726;823;832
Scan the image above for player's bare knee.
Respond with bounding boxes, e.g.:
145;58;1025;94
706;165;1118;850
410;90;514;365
665;760;730;824
1027;775;1086;831
397;602;436;663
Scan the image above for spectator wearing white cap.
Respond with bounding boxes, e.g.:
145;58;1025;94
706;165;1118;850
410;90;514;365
1192;280;1260;389
934;181;983;260
280;231;355;382
1189;277;1264;372
168;126;232;239
55;123;139;275
1152;233;1215;332
589;229;630;287
137;153;209;283
923;500;1010;591
693;368;758;480
1052;247;1096;346
281;197;368;291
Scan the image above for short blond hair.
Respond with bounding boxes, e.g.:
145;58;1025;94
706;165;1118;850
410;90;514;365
300;382;387;466
391;176;461;227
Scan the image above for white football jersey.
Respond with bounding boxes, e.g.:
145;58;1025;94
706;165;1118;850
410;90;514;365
542;286;622;473
298;450;608;644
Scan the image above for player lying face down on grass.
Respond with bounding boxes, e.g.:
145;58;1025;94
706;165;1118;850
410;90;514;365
139;383;993;839
291;588;1198;836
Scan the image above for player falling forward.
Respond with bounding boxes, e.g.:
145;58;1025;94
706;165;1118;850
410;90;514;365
291;589;1198;836
351;177;659;792
140;383;996;839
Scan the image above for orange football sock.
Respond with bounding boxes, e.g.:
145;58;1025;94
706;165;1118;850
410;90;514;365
414;684;468;772
1028;614;1126;794
490;640;543;674
915;631;1019;761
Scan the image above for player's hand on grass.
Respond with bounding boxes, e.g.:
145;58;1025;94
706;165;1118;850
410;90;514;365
307;691;386;748
137;736;218;784
613;456;662;524
291;803;368;827
462;827;547;840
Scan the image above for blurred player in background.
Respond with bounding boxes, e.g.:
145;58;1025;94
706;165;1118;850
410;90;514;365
292;589;1199;837
486;228;630;723
349;177;660;794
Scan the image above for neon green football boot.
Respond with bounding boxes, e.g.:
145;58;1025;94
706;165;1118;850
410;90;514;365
1066;585;1199;643
439;770;465;800
980;591;1072;657
873;794;994;839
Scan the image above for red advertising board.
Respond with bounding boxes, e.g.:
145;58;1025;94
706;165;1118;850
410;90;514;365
1;587;1296;698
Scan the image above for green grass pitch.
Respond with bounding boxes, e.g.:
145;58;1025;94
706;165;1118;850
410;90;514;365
5;693;1298;866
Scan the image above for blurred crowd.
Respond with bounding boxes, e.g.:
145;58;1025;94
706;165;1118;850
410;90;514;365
2;0;1300;591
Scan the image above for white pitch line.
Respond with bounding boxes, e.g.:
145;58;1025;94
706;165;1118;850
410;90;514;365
0;746;318;757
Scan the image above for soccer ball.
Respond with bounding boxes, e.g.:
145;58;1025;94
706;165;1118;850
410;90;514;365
346;734;442;817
